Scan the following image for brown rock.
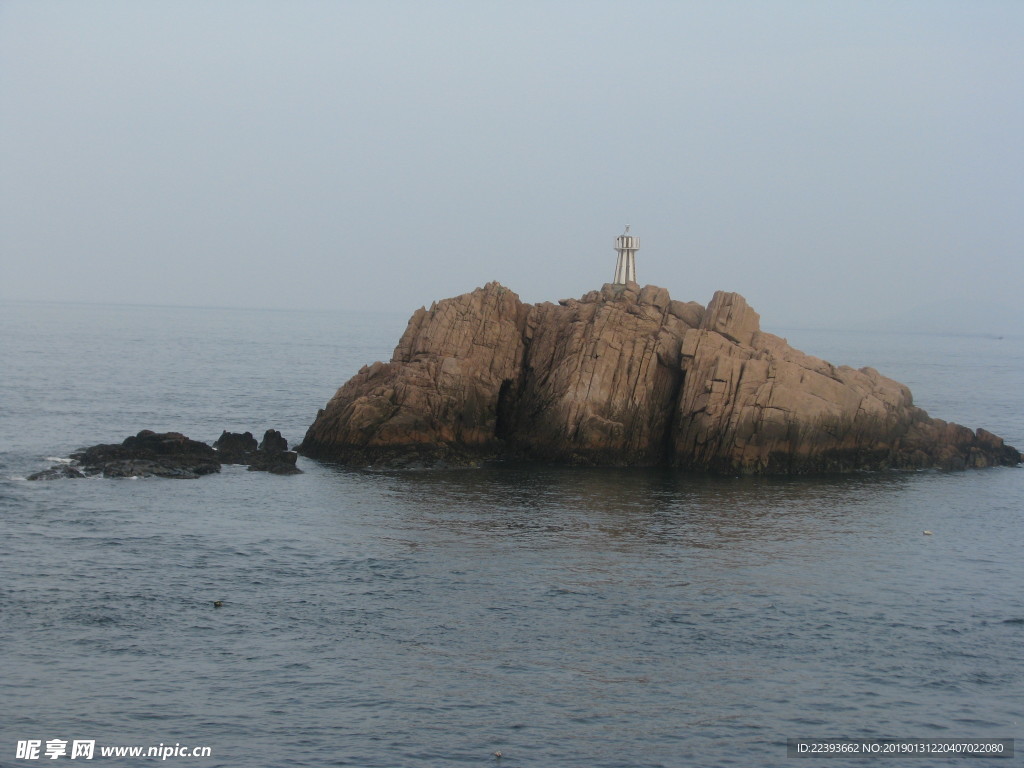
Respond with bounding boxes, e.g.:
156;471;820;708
700;290;761;347
673;326;919;473
299;283;1021;474
301;282;528;466
499;283;695;465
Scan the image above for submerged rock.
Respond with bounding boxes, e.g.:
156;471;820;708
27;464;86;481
300;282;1021;474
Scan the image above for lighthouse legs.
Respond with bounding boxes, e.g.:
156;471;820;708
613;253;636;284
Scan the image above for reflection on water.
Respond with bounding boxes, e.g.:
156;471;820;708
299;459;1022;767
322;462;915;552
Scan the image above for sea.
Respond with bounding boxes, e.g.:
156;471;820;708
1;300;1021;768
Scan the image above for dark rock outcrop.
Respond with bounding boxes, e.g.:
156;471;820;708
213;431;259;464
300;282;1021;474
30;428;302;479
247;430;302;475
68;430;221;479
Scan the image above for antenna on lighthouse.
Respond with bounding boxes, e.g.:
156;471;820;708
613;225;638;285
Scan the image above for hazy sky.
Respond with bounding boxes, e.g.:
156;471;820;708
2;1;1021;329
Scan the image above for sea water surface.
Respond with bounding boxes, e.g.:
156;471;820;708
1;301;1022;767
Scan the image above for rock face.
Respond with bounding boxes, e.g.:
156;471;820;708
300;282;1021;474
302;283;527;467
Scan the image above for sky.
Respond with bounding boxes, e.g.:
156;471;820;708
2;1;1022;331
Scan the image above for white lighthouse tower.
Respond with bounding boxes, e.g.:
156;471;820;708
612;225;638;285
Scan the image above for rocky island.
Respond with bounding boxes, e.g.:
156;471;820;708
300;282;1020;474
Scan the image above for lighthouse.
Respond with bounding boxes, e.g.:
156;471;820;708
612;225;638;285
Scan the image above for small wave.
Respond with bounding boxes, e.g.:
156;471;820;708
71;613;121;627
45;456;74;464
